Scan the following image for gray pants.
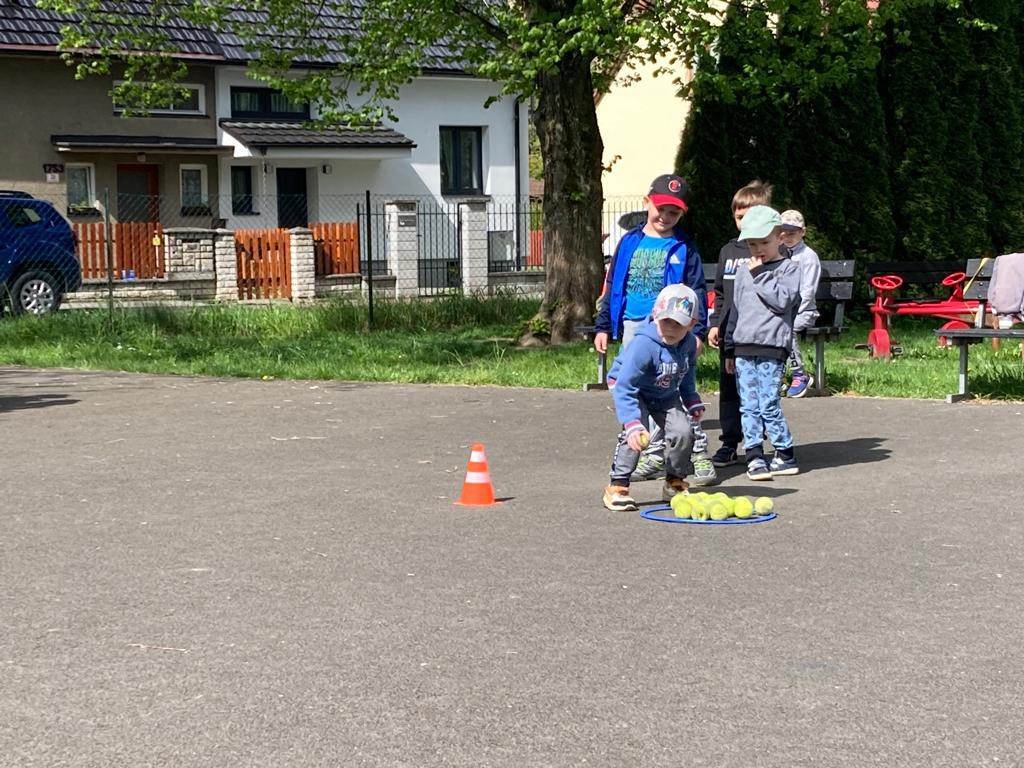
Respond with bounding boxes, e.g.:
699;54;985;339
610;398;694;484
620;319;707;459
788;335;806;374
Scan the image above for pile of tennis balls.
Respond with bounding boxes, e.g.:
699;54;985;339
670;492;774;520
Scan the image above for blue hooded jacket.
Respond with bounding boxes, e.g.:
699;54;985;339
595;225;707;340
608;320;703;430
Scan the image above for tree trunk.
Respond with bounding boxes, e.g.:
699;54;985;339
521;52;605;346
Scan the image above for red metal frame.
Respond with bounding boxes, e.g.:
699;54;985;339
867;271;978;358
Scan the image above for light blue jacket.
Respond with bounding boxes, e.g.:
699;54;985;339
607;320;702;430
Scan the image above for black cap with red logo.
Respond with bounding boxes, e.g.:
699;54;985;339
647;174;690;211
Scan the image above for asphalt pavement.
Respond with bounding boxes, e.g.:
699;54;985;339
1;366;1022;767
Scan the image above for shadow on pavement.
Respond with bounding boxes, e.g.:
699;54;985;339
710;436;891;480
0;393;79;413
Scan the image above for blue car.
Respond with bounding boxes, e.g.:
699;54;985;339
0;191;83;315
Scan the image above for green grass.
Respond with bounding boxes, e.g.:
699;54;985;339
0;298;1021;400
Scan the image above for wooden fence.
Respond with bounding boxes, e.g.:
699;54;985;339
527;229;544;268
312;221;360;276
235;228;291;300
74;221;165;279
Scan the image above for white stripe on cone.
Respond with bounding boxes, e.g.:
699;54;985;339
464;471;492;484
470;451;487;463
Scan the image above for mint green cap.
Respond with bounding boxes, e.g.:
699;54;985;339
738;205;783;241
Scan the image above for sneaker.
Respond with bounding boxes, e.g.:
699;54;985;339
689;453;718;487
746;458;772;481
711;446;740;467
786;373;814;398
769;455;800;476
630;453;666;482
603;485;639;511
662;477;689;501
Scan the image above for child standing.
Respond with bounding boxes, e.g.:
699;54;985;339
779;209;822;398
603;284;704;511
723;206;802;481
706;181;774;467
593;174;713;486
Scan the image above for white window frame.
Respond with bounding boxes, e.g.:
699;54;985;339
113;81;206;115
65;163;96;210
179;164;209;210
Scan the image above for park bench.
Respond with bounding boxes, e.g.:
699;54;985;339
579;258;855;395
932;258;1024;403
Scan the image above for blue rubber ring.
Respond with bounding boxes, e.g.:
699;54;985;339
640;503;777;525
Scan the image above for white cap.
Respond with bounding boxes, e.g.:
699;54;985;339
652;284;698;326
780;209;806;229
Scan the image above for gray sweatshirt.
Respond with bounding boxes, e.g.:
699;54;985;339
724;256;802;360
790;240;822;331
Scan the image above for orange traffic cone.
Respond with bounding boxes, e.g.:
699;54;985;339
455;443;500;506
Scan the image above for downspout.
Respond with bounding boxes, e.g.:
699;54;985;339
514;97;523;270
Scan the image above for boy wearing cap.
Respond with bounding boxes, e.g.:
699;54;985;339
593;174;712;486
724;206;802;480
779;209;822;398
603;284;704;511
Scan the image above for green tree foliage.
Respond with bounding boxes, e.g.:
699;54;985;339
681;0;1022;264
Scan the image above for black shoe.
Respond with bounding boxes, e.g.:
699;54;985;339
711;446;739;467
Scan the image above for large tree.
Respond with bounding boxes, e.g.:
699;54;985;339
44;0;944;342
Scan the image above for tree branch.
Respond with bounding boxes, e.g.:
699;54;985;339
451;1;509;43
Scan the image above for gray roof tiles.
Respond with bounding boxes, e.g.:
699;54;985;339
0;0;467;70
219;121;416;149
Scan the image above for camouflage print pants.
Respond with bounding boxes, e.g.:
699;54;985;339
734;356;794;452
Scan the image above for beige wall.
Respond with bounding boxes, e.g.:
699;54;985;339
0;55;220;224
596;58;692;201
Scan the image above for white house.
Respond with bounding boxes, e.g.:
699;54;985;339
214;67;529;231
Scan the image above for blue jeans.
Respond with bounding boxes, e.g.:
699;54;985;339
734;356;793;457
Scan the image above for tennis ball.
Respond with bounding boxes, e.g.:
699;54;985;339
733;497;755;519
709;503;731;521
637;433;650;449
690;500;708;521
754;497;775;516
671;495;692;519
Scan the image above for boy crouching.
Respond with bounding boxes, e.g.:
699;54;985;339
603;284;705;511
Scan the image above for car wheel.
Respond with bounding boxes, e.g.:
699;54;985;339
11;270;62;316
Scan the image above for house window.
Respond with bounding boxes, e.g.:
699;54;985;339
440;127;483;195
66;163;96;213
230;87;309;120
113;82;206;115
179;164;209;216
231;165;255;215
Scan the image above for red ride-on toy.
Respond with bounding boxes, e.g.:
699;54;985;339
866;270;981;358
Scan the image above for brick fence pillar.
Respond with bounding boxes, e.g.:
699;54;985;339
213;229;237;302
459;200;488;294
386;200;419;298
289;227;316;301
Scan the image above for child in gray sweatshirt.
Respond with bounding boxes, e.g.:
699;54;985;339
724;206;802;481
780;209;822;397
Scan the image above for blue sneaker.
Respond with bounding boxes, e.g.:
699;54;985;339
769;456;800;476
786;373;813;398
746;458;772;481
